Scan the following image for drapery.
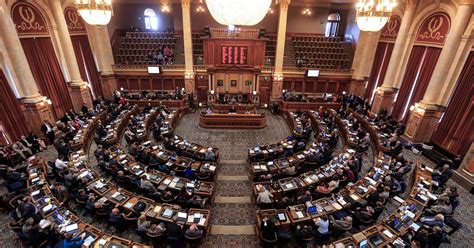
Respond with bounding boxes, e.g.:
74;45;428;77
71;35;103;99
392;46;441;120
431;51;474;156
365;42;394;100
20;38;73;118
0;69;30;143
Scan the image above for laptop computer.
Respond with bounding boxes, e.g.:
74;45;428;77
308;206;317;215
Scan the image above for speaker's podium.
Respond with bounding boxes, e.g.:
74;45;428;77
202;28;267;107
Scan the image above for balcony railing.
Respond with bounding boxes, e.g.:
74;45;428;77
210;28;259;39
113;64;186;72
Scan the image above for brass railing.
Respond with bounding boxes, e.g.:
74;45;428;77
210;28;259;39
113;64;186;72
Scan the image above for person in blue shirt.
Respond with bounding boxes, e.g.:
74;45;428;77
63;233;85;248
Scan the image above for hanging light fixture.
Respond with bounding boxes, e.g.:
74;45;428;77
205;0;272;26
355;0;397;32
75;0;113;25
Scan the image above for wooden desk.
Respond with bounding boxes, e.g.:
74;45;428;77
126;98;187;113
255;209;291;234
211;102;256;113
280;101;341;112
199;113;267;129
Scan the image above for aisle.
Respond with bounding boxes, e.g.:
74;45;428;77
174;111;290;247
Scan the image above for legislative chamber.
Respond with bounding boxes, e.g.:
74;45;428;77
0;0;472;247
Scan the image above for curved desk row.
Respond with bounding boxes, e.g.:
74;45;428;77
199;113;267;129
280;101;341;112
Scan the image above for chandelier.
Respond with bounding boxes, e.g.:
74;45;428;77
75;0;113;25
206;0;272;26
355;0;397;32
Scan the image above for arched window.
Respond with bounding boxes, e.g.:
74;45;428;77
325;12;340;37
144;8;158;30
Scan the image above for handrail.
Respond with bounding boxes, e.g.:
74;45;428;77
113;64;186;72
210;28;260;39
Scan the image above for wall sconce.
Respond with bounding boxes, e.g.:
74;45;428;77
120;87;124;91
184;72;194;79
198;103;203;107
282;89;286;93
302;8;312;16
274;74;283;81
342;91;346;95
263;76;269;81
264;104;268;108
210;90;215;95
198;75;204;80
409;105;415;111
161;5;171;13
196;5;205;13
253;91;257;95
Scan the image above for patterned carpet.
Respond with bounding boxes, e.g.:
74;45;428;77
0;110;472;247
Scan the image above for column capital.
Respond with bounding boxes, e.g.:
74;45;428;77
181;0;192;8
405;0;417;10
280;0;291;10
458;0;474;5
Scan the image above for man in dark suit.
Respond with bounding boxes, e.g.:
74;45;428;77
41;121;55;145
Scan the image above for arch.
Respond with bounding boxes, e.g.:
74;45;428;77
64;6;87;34
415;12;451;46
144;8;156;17
407;2;457;38
11;1;49;36
144;8;158;30
325;12;340;37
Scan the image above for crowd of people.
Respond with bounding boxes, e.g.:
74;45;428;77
147;45;175;65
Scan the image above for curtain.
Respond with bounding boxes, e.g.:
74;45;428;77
20;38;73;118
365;42;394;100
0;69;30;142
365;42;386;99
392;46;437;120
71;35;103;99
431;51;474;156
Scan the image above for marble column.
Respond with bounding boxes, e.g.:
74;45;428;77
274;0;290;75
50;0;92;112
371;0;416;114
349;31;380;96
404;2;472;144
0;0;54;135
86;25;117;99
272;0;290;100
181;0;195;95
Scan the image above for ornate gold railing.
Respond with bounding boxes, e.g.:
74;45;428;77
112;64;186;72
210;28;259;39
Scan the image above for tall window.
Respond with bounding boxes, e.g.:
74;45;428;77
325;12;340;37
144;8;158;30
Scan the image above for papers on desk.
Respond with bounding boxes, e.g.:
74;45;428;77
393;196;405;204
178;212;187;219
410;222;421;231
383;229;394;238
209;165;216;172
83;235;96;247
295;211;304;219
39;219;51;229
95;181;106;189
163;179;172;185
124;202;134;209
162;209;174;218
65;223;78;233
42;204;53;213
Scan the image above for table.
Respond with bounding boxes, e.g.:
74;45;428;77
199;113;267;129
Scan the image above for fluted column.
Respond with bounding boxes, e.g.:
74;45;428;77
50;0;92;111
272;0;290;99
349;31;380;96
86;25;117;99
181;0;195;94
0;0;54;135
404;2;473;144
274;0;290;75
371;0;416;114
420;3;472;105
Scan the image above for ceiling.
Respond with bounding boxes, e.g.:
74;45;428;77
112;0;356;7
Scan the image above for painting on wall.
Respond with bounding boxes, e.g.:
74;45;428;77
217;80;224;87
230;80;237;87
